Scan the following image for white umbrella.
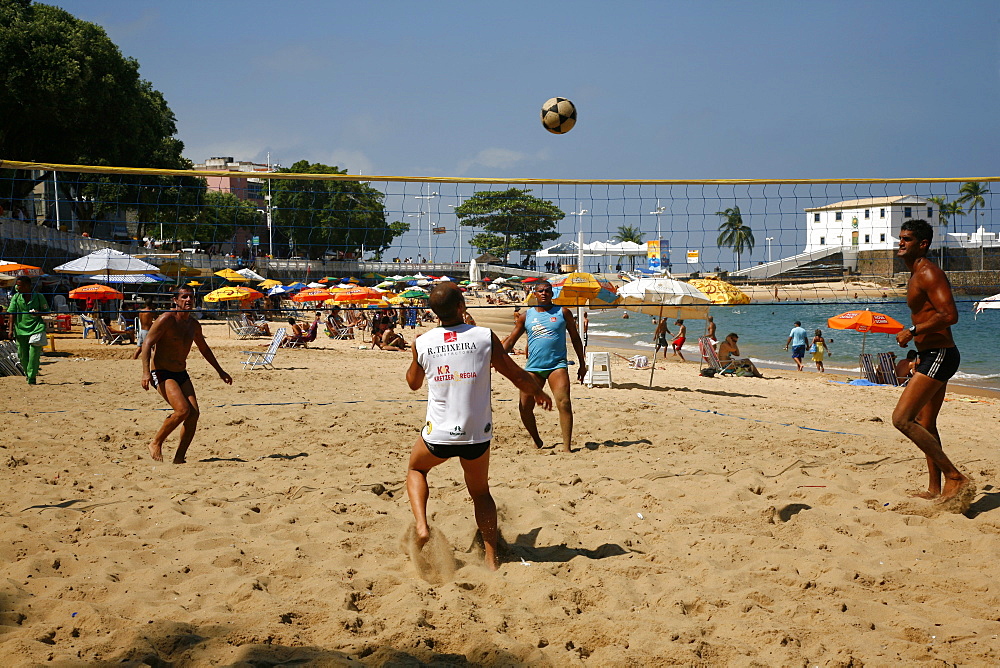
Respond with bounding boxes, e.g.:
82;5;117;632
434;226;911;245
74;273;170;284
618;277;713;320
53;248;160;276
237;267;266;281
469;258;481;285
974;293;1000;318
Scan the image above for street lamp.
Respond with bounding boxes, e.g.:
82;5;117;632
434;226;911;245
413;186;439;263
570;204;588;271
765;237;774;263
447;204;465;264
648;200;666;241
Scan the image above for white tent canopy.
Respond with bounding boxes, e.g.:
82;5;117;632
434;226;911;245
53;248;161;275
535;240;647;258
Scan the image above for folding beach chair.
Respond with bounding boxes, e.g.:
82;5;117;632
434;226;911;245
242;328;286;371
284;320;318;348
228;317;257;340
699;336;737;375
0;341;25;377
94;317;134;345
858;353;882;383
876;352;905;387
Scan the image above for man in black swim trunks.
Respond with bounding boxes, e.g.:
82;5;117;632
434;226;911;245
405;283;551;571
140;286;232;463
891;219;970;505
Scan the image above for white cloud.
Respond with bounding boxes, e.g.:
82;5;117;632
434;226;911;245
455;147;550;176
326;149;375;176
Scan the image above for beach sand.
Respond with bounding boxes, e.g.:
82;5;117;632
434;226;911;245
2;306;999;665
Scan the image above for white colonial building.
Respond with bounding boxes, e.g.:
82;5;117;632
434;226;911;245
803;196;939;253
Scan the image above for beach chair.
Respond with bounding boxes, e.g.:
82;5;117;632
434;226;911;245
284;320;318;348
94;317;135;345
326;320;353;340
0;341;25;377
876;352;904;387
80;314;96;339
699;336;737;375
228;317;257;340
242;328;286;371
859;353;882;383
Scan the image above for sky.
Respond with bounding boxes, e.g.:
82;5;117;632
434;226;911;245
45;0;1000;266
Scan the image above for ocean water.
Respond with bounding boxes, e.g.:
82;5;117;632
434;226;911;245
585;295;1000;392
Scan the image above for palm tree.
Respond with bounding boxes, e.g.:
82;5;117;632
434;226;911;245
613;225;644;270
931;199;964;271
926;196;948;227
715;206;754;271
956;182;990;234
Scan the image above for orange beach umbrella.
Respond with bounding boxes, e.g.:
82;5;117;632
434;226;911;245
68;284;124;301
827;308;904;357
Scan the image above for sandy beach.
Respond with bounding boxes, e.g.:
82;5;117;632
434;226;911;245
2;304;999;666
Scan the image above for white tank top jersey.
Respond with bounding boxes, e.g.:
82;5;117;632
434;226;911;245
416;323;493;445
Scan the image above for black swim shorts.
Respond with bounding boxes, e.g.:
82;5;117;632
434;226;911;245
424;440;490;460
915;347;960;382
150;368;192;389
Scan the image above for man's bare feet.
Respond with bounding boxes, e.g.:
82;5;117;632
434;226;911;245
483;549;499;571
531;437;544;449
147;443;163;462
936;475;971;504
912;490;939;500
414;525;430;550
558;444;571;453
172;456;187;464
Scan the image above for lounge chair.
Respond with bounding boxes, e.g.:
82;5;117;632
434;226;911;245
0;341;25;377
859;353;882;383
699;336;737;375
284;320;318;348
876;352;906;387
242;328;286;371
228;317;257;340
326;320;354;340
94;317;135;345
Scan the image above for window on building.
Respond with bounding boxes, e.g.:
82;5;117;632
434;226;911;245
864;234;870;243
927;207;933;218
904;207;912;218
835;212;842;221
864;209;870;219
880;233;886;242
813;213;820;222
880;208;886;218
819;237;825;245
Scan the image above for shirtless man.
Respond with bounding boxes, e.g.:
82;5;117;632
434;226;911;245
705;315;717;344
672;319;687;361
140;286;232;463
653;317;672;360
132;297;156;359
891;219;968;503
406;283;551;570
502;280;587;453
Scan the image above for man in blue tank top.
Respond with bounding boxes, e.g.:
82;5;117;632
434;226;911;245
503;280;588;453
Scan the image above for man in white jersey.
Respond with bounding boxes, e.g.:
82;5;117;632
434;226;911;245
406;283;552;571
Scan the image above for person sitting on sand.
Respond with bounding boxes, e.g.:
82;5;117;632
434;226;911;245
717;333;763;377
405;282;552;571
326;306;354;339
372;316;407;351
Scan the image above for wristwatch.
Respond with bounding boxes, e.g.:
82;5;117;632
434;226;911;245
908;324;917;336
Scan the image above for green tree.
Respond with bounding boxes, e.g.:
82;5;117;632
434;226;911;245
613;225;644;270
453;188;564;262
715;206;754;271
0;0;192;232
269;161;407;259
956;182;990;233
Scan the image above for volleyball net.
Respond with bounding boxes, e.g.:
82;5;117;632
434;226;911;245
1;159;997;302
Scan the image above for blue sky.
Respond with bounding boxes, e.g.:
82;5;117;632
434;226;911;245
47;0;1000;265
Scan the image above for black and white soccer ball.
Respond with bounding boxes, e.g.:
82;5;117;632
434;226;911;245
540;97;576;134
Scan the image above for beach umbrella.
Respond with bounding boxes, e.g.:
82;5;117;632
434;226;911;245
85;273;170;284
521;277;539;283
618;277;713;320
332;286;383;303
214;268;248;282
362;272;386;280
687;278;751;305
68;284;124;301
468;259;481;285
54;249;160;275
0;262;43;276
187;280;203;287
548;272;619;307
267;284;295;296
973;293;1000;318
203;286;264;303
291;288;335;302
236;267;266;281
286;282;308;291
258;279;282;289
827;308;904;357
307;282;326;288
399;288;430;299
158;260;201;278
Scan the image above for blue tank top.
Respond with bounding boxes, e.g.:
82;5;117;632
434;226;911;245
524;306;568;373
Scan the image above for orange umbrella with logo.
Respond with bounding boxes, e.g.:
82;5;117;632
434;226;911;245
68;284;124;301
291;288;335;302
0;262;43;276
827;308;904;356
332;286;383;303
